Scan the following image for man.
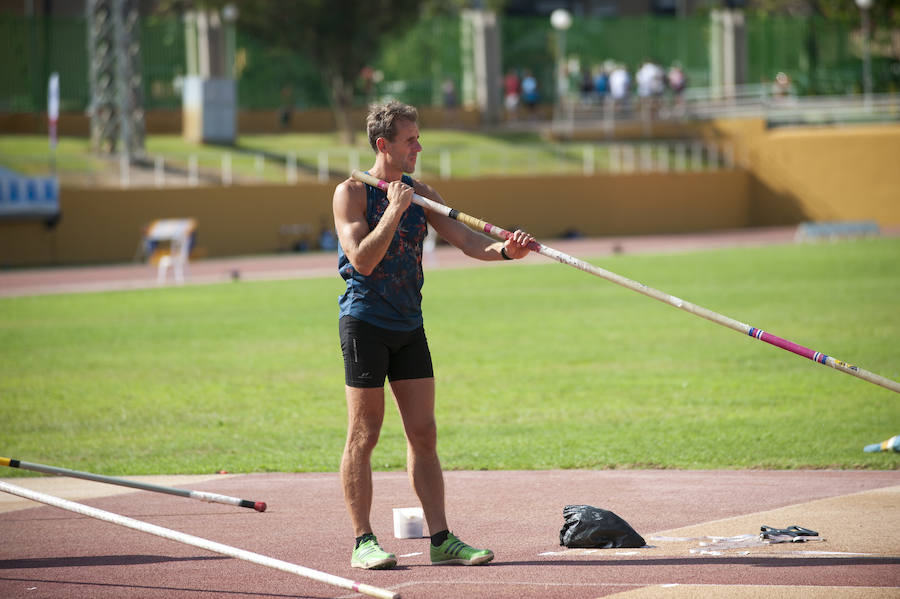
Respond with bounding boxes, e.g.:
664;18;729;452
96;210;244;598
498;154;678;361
332;101;534;570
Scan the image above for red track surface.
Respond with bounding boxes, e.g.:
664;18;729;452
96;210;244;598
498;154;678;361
0;227;801;297
1;470;898;598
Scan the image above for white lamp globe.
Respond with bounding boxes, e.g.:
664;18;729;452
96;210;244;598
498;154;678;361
551;8;573;31
222;4;238;21
855;0;873;8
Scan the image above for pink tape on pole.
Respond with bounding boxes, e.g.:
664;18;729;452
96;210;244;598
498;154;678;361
750;328;822;363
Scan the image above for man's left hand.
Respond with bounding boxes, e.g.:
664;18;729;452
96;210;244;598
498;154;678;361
503;229;534;259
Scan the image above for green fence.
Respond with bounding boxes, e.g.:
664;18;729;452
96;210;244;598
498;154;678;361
1;12;894;115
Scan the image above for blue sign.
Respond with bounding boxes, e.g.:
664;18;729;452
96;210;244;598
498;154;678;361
0;168;60;219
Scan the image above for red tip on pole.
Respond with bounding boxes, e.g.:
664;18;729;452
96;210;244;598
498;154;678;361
254;502;267;512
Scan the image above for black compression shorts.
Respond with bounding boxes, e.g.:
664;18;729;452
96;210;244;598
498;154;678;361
339;315;434;388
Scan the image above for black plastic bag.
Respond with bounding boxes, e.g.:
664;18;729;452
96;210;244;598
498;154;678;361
559;504;646;548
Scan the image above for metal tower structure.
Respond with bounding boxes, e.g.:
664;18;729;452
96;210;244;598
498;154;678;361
86;0;144;157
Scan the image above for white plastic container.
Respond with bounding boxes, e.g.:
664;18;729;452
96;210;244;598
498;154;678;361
392;507;425;539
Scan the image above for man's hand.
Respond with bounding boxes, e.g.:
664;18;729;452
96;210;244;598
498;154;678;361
503;229;535;259
386;180;413;214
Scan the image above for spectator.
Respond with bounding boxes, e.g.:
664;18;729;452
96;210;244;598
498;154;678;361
318;217;338;251
666;62;687;117
279;85;294;129
635;59;664;119
442;78;457;109
593;64;609;99
521;69;539;118
441;77;459;127
503;68;520;120
608;63;631;117
580;66;595;105
359;66;376;103
773;71;792;102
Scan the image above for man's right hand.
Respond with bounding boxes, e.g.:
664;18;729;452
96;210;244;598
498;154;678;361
386;180;413;214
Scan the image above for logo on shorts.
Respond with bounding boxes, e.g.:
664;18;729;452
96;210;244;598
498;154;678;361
358;371;372;379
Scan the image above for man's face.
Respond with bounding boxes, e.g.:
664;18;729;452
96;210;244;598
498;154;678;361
381;119;422;174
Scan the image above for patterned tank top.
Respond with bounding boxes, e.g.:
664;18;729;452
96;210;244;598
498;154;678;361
337;174;428;331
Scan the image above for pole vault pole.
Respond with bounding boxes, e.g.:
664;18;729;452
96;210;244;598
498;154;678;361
0;457;266;512
351;170;900;395
0;481;399;599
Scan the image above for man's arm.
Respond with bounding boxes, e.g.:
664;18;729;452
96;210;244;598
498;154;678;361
411;179;532;261
332;179;412;276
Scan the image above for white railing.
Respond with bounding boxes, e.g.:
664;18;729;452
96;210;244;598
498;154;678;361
3;138;751;189
102;141;742;188
552;89;900;131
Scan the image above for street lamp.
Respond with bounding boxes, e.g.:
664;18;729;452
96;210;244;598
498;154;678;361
855;0;873;107
222;4;238;78
550;8;572;119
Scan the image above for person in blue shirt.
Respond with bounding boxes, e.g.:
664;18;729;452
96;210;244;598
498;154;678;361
332;101;533;570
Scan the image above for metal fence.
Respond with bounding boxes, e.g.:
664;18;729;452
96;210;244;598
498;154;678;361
1;12;894;115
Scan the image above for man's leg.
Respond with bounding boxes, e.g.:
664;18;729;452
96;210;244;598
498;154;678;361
340;385;385;537
391;377;494;566
389;377;449;535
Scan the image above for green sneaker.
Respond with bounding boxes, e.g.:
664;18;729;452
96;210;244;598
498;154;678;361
351;535;397;570
430;532;494;566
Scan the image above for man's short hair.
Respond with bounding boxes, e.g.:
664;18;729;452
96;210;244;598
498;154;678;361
366;101;418;152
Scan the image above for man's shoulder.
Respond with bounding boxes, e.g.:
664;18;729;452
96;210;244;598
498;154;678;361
335;178;366;199
333;178;368;212
336;177;366;191
409;177;436;198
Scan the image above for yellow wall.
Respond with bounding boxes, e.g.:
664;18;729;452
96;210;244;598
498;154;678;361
437;172;750;237
0;171;749;267
707;120;900;228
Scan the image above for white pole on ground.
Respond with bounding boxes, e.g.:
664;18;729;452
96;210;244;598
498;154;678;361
691;142;703;171
0;481;400;599
708;143;719;170
286;152;297;184
440;149;451;180
222;153;232;186
657;144;669;173
119;153;130;188
154;155;165;187
188;154;198;186
317;151;328;182
674;142;687;172
639;144;653;172
254;153;264;181
0;457;266;511
583;145;595;176
622;144;636;173
607;144;619;173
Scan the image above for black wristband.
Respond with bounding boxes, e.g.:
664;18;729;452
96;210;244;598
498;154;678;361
500;246;513;260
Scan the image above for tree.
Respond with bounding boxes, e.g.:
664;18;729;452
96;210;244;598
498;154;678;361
748;0;899;25
235;1;427;144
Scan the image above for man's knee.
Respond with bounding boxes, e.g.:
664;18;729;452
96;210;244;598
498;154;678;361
345;426;381;456
406;420;437;453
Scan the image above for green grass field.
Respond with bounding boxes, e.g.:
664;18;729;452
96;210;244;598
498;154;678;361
2;238;899;476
